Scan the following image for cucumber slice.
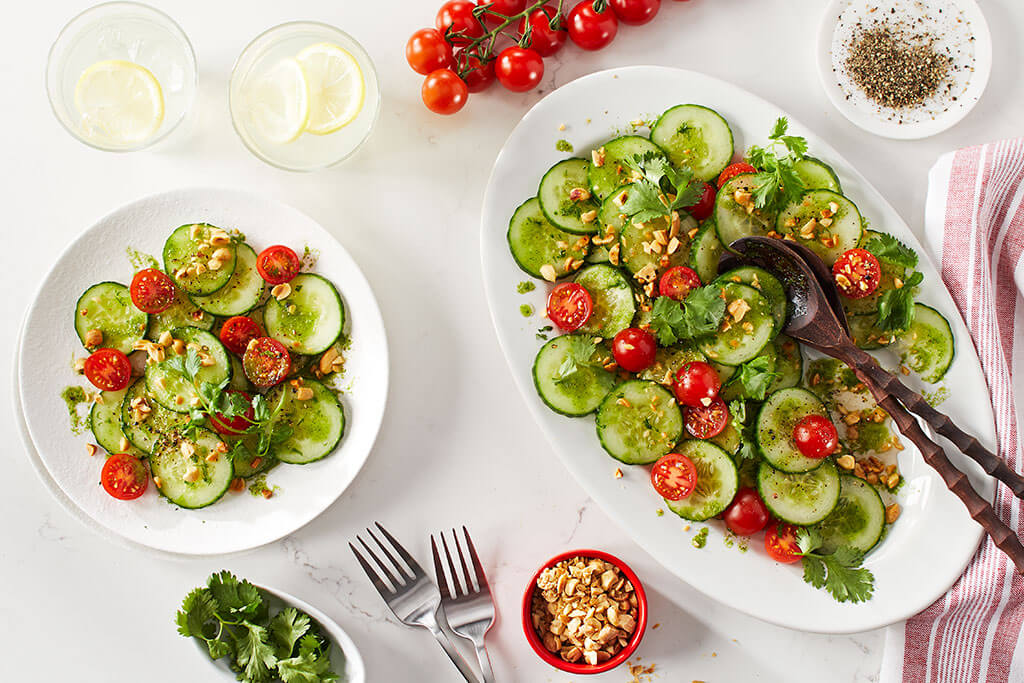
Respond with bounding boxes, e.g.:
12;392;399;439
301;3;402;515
190;243;266;316
841;230;907;316
90;387;146;458
588;136;667;201
150;428;233;509
264;273;345;355
229;355;251;391
163;223;237;295
230;436;276;478
709;422;741;455
538;158;601;234
720;342;777;402
638;345;705;386
714;174;776;250
75;282;148;354
533;335;617;416
595;380;683;465
147;286;214;341
145;327;232;413
757;459;840;525
848;313;896;350
265;378;345;464
793;157;842;193
816;475;886;554
690;220;724;284
665;440;739;521
700;282;775;366
120;378;190;453
893;303;955;383
619;213;697;276
769;334;803;392
714;266;787;337
650;104;733;181
775;190;862;265
757;387;831;473
575;264;636;338
507;197;590;280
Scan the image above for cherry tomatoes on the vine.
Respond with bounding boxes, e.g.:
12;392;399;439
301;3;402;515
436;0;485;45
406;28;454;75
793;414;839;459
477;0;526;23
568;0;618;51
422;69;469;115
519;5;568;57
833;248;882;299
609;0;661;25
495;46;544;92
612;327;657;372
455;50;495;92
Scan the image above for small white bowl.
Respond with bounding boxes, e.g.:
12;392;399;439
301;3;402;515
816;0;992;139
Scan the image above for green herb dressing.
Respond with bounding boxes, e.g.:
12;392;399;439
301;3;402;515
691;527;709;548
60;386;90;435
520;304;534;317
125;247;159;272
555;139;574;153
516;281;536;294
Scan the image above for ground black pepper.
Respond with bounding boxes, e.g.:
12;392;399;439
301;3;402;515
845;20;950;109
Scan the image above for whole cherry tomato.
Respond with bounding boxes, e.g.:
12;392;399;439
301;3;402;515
673;360;721;408
546;282;593;331
612;327;657;372
455;50;496;92
717;162;758;188
684;182;716;221
722;488;771;536
477;0;527;25
519;5;568;57
436;0;485;45
568;0;618;51
422;69;469;115
833;248;882;299
609;0;661;25
659;266;701;301
406;28;454;75
793;414;839;459
495;46;544;92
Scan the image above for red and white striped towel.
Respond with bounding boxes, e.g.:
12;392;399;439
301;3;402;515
880;139;1024;683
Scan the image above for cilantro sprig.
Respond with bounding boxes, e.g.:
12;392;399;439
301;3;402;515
745;118;808;213
795;528;875;603
619;152;705;223
876;270;923;333
732;354;780;402
728;400;761;462
553;335;601;383
648;285;727;346
177;571;339;682
863;233;918;270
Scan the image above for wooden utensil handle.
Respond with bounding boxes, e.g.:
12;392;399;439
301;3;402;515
841;345;1024;499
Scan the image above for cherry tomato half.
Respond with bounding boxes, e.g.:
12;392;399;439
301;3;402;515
209;390;254;436
219;316;263;357
793;414;839;459
130;268;176;314
455;50;495;92
243;337;292;388
568;0;618;51
546;282;593;331
684;398;729;439
612;327;657;372
833;248;882;299
406;28;454;75
766;523;802;563
722;487;770;536
101;453;148;500
673;360;721;408
651;453;698;501
519;5;568;57
609;0;661;25
84;348;132;392
422;68;469;115
256;245;301;285
495;46;544;92
659;266;701;301
436;0;485;45
717;162;758;188
684;182;716;221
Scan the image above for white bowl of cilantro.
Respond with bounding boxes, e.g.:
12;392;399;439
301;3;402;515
176;571;365;683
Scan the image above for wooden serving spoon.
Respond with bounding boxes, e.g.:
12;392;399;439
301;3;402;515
723;236;1024;573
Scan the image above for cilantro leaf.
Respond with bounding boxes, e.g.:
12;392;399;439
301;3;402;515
207;637;233;660
621;152;705;223
876;271;923;332
795;526;822;555
184;347;203;379
649;297;688;346
864;233;918;269
208;570;264;622
252;394;271;423
270;424;294;444
269;607;311;658
619;181;668;225
277;645;339;683
164;355;186;375
795;528;874;603
728;400;760;462
553;335;599;383
802;555;827;588
734;354;780;401
744;117;808;213
176;587;218;638
649;286;728;346
233;622;278;683
770;117;789;138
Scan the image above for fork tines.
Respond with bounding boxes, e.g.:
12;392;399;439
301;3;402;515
350;521;425;594
431;526;491;599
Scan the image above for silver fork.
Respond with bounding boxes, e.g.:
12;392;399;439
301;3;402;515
350;522;479;683
431;527;496;683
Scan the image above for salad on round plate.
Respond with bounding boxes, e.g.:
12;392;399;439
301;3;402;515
507;104;955;603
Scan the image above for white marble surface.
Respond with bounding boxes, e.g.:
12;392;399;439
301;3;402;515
2;0;1022;680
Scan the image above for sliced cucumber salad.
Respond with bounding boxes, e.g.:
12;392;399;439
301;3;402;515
507;106;958;604
69;226;353;510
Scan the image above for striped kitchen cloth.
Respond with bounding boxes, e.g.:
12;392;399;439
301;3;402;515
880;139;1024;683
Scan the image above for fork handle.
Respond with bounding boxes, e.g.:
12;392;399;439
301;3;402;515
428;624;480;683
473;643;495;683
839;345;1024;499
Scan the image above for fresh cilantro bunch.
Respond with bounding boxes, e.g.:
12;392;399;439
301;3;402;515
864;233;923;333
620;152;705;223
795;528;875;603
648;285;727;346
176;571;340;682
745;118;808;213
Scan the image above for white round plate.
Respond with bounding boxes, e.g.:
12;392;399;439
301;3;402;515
816;0;992;140
480;66;996;633
18;187;388;556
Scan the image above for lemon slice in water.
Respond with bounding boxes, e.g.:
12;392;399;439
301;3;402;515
245;57;311;145
74;60;164;146
297;43;364;135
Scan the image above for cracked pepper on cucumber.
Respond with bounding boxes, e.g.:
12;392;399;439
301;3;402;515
70;224;349;510
508;106;954;603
